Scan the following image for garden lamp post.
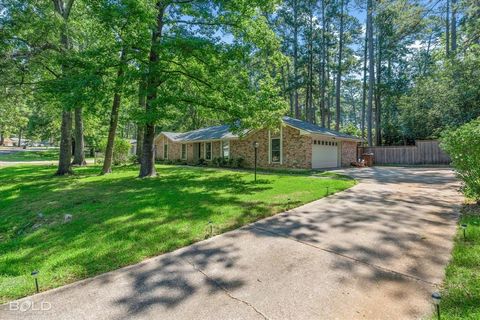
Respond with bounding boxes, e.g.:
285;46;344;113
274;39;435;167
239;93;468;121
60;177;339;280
461;224;467;241
432;292;441;320
31;270;39;293
253;141;259;182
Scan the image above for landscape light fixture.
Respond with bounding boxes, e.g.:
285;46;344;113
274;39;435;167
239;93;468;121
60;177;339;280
461;224;467;241
432;292;441;320
208;221;213;237
253;141;259;182
31;270;39;293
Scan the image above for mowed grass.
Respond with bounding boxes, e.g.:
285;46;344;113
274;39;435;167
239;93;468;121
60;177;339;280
439;204;480;319
0;164;355;303
0;149;59;162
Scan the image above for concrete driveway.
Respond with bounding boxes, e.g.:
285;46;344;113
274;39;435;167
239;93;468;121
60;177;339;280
1;167;462;319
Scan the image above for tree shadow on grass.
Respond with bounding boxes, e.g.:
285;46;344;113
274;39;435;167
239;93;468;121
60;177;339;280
1;164;313;302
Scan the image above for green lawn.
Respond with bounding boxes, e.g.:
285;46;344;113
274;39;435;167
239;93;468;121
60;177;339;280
0;149;59;162
0;164;355;303
439;204;480;319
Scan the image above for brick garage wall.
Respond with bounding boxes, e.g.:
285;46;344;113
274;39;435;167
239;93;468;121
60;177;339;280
230;125;311;169
341;141;358;167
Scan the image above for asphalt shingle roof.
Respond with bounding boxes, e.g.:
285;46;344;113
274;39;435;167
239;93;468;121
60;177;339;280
282;116;362;141
162;125;240;142
159;117;362;142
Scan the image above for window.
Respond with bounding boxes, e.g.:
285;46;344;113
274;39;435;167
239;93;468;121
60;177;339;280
205;142;212;160
181;144;187;160
163;143;168;159
222;141;230;158
271;138;281;163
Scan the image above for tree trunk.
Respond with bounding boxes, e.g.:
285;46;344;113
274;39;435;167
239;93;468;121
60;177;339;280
293;0;300;119
136;78;146;163
286;61;294;116
0;131;4;146
139;2;167;178
307;6;314;123
326;36;331;130
451;0;457;53
375;32;382;146
319;0;327;127
366;0;375;146
56;110;73;175
53;0;75;175
18;128;22;147
71;107;86;165
335;0;345;131
446;0;450;55
361;32;367;139
102;49;126;174
102;96;121;173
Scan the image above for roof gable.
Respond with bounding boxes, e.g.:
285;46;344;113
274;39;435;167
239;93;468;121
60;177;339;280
282;116;362;141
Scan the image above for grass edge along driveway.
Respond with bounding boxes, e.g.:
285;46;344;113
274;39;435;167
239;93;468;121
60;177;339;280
438;203;480;320
0;164;355;303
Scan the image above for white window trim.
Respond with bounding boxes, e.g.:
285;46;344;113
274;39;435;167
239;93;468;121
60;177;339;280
221;140;230;158
181;144;187;160
204;141;212;161
268;127;283;164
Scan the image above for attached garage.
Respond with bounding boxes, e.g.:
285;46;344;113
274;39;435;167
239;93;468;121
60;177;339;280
312;139;339;169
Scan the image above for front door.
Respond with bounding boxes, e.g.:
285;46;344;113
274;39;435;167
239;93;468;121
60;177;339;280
193;143;201;161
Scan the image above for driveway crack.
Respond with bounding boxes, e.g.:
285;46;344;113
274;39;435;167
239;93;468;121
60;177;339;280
252;226;439;287
183;258;270;320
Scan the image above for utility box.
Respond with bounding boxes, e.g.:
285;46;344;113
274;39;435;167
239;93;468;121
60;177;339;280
362;153;374;167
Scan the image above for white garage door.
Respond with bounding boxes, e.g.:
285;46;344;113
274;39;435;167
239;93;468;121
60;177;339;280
312;140;339;169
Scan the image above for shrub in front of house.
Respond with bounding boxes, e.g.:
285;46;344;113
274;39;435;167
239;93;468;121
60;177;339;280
232;157;245;168
209;157;245;168
174;159;187;165
441;118;480;202
196;158;207;166
213;157;227;167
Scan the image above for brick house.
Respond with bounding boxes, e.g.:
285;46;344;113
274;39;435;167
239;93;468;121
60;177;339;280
154;116;362;169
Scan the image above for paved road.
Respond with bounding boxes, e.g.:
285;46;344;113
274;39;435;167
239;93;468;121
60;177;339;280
0;148;56;167
1;167;462;319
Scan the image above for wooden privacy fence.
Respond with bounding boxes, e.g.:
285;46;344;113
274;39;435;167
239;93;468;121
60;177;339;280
359;140;451;165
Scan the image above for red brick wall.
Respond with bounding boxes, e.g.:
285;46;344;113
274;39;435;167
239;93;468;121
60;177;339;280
230;125;312;169
154;135;181;160
341;141;358;167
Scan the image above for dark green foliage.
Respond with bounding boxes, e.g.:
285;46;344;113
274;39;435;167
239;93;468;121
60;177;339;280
98;138;131;166
212;157;245;168
441;118;480;201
